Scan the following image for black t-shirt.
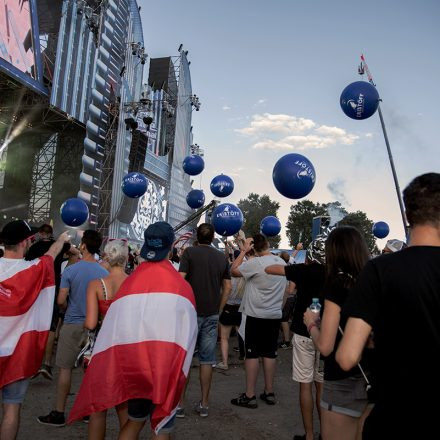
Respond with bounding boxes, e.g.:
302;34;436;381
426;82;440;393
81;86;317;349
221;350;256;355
285;263;325;337
179;245;231;316
26;240;70;291
322;275;371;380
342;246;440;435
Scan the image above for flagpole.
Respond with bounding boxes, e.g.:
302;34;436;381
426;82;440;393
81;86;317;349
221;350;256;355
359;55;409;239
376;104;408;236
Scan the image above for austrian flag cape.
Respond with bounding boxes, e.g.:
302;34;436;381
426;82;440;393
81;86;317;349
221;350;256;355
0;256;55;388
68;260;197;433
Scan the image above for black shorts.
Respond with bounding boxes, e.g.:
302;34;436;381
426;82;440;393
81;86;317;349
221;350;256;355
281;296;296;322
219;304;242;327
127;398;155;421
127;399;176;433
245;315;280;359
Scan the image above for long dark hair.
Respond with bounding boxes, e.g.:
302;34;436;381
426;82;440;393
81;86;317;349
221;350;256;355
325;226;369;289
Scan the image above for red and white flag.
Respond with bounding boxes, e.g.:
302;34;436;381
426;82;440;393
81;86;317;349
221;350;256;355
0;256;55;388
68;260;197;433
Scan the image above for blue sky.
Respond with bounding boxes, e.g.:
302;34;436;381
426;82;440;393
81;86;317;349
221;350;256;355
141;0;440;247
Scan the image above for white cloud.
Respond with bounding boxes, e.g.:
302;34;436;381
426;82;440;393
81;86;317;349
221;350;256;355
222;105;231;111
365;132;374;138
235;113;316;136
254;98;267;106
235;113;359;151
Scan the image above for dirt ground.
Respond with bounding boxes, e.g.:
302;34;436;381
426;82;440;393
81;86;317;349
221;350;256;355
18;342;320;439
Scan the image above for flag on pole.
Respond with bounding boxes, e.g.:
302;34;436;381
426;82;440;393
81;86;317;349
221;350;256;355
0;256;55;388
68;260;197;433
174;229;195;247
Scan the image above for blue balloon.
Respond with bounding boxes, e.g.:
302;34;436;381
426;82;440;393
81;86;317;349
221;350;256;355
212;203;243;237
60;198;89;227
210;174;234;198
182;155;205;176
340;81;380;120
121;172;148;198
372;221;389;239
272;153;316;199
186;189;205;209
260;216;281;237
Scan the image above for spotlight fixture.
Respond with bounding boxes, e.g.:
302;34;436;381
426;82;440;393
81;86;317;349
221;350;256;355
124;117;138;131
143;116;153;126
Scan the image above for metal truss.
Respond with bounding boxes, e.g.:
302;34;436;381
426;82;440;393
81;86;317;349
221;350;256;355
27;134;57;224
96;101;119;237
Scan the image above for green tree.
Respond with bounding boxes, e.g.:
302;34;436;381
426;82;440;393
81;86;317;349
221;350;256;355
285;200;328;248
338;211;379;254
237;193;281;248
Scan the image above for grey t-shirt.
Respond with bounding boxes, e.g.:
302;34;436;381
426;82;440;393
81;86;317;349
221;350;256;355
179;245;231;316
239;254;287;319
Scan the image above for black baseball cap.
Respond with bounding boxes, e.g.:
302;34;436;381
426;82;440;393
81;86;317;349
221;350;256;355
140;221;175;262
0;220;34;245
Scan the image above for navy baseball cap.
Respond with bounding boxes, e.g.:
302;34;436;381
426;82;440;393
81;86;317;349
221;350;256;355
140;221;175;262
0;220;34;245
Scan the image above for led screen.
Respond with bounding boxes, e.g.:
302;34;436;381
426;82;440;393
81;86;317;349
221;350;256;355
0;0;36;78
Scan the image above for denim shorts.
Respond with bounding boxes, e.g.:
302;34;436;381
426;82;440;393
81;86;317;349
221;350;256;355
127;398;176;433
196;314;219;364
1;378;30;404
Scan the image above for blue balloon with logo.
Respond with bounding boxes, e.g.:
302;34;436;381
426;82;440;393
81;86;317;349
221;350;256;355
210;174;234;198
60;198;89;227
121;172;148;198
272;153;316;199
186;189;205;209
372;221;389;239
340;81;380;120
182;155;205;176
260;216;281;237
212;203;243;236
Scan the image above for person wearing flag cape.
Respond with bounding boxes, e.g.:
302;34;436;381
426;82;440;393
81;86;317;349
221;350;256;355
68;222;198;439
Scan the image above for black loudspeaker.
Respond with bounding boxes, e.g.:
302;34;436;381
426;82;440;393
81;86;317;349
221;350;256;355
117;129;148;224
116;197;140;224
129;130;148;172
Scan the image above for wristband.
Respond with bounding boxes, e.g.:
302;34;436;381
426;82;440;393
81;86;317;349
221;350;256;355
307;323;318;334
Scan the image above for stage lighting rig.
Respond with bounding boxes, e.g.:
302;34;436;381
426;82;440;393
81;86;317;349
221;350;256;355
131;42;140;56
190;143;204;157
130;42;148;65
190;94;201;111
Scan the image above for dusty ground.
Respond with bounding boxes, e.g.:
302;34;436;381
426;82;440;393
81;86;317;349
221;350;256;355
18;342;320;439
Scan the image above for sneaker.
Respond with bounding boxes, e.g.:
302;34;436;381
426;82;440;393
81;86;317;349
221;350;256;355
38;364;53;380
260;391;276;405
293;435;306;440
214;361;228;370
280;341;292;350
195;401;209;417
37;410;66;427
231;393;258;409
175;407;185;418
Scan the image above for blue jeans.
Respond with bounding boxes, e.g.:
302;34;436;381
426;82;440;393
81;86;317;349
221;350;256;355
1;378;30;404
196;314;219;364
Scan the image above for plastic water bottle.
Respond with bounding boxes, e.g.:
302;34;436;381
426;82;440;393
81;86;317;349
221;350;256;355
309;298;321;313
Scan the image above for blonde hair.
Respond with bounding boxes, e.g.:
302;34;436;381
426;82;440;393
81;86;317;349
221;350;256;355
103;239;128;267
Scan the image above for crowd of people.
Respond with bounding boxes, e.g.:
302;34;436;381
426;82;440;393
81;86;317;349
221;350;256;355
0;172;439;440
